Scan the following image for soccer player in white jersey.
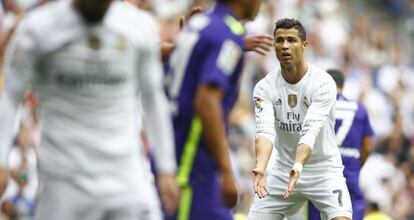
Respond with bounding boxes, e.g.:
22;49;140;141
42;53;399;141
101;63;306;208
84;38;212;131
247;18;352;220
0;0;179;220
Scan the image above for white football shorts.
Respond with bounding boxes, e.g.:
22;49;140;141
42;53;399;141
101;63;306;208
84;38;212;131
248;167;352;220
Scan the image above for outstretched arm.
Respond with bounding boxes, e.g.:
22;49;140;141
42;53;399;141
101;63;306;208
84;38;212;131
252;81;276;198
252;137;273;199
162;34;274;60
360;104;374;166
161;6;273;59
244;34;273;55
361;136;373;166
137;17;179;216
160;6;203;60
283;143;312;199
178;5;203;29
284;78;337;199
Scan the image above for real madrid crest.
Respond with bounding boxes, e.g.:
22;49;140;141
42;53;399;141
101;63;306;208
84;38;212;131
88;35;101;50
288;94;297;108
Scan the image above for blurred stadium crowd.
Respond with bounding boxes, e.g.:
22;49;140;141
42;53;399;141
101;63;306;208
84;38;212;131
0;0;413;219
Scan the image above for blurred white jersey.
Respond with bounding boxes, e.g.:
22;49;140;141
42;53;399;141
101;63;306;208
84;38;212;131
0;0;174;197
254;63;343;173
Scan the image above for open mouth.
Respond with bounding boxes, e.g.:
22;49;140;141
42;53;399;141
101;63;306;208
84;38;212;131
281;52;292;59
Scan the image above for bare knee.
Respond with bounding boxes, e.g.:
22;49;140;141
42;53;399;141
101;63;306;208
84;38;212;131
331;217;351;220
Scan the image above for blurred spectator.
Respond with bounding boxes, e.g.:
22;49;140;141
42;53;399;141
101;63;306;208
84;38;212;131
360;152;407;218
1;122;37;220
0;89;39;219
377;114;411;165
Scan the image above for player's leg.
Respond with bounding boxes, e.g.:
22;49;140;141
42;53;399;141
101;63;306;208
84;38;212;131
175;183;233;220
248;170;306;219
346;180;365;220
307;201;322;220
248;212;285;220
302;171;352;220
350;196;365;220
166;181;232;220
331;217;351;220
34;179;104;220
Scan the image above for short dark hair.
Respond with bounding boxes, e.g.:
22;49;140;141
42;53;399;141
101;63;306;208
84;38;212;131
274;18;306;41
367;202;380;211
326;69;345;88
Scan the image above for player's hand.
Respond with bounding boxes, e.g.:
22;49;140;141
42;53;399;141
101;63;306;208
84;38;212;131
244;35;273;55
0;168;9;198
252;168;268;199
283;168;300;200
179;6;204;29
220;172;238;207
156;173;180;216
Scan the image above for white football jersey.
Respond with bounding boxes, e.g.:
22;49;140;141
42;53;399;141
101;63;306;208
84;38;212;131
254;63;343;173
0;1;175;196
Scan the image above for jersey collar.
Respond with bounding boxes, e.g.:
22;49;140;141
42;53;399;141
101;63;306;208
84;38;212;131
213;3;246;36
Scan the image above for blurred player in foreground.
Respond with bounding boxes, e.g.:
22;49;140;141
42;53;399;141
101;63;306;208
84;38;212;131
166;0;264;219
307;69;374;220
247;18;352;220
0;0;178;219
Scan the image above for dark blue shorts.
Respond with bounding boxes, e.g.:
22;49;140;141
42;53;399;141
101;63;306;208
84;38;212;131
164;182;233;220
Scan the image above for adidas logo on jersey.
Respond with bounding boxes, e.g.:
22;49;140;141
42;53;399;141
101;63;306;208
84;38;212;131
275;98;282;105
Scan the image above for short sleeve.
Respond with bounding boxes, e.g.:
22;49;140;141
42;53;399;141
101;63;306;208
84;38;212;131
198;37;242;91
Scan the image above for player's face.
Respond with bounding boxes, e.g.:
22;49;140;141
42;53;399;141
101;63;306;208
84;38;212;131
74;0;113;24
274;28;308;66
240;0;261;20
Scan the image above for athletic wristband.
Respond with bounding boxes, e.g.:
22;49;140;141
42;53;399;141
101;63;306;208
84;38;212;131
292;162;303;174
